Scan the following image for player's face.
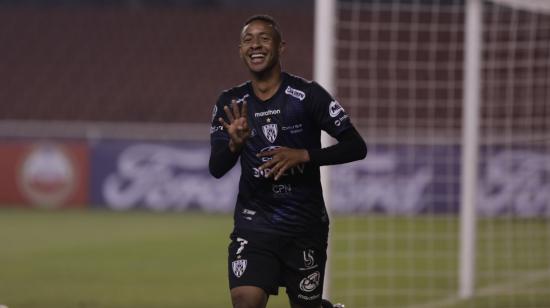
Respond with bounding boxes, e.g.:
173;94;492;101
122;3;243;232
239;20;284;74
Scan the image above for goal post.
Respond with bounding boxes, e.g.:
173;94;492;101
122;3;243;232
459;0;483;299
314;0;337;298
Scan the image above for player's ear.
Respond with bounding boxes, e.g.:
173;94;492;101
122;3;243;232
238;43;244;60
279;40;286;55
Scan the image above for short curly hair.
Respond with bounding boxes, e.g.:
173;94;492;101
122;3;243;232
242;14;282;43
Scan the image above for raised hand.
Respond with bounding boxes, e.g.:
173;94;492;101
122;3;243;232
219;99;251;153
256;147;310;181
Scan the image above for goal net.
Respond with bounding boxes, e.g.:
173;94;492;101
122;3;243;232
323;0;550;307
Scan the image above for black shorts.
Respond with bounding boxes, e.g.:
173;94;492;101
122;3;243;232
228;228;328;307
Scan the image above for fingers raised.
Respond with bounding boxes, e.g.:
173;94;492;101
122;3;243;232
241;100;248;120
219;117;230;130
231;99;241;119
224;105;235;123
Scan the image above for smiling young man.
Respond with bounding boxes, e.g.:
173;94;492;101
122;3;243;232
209;15;366;308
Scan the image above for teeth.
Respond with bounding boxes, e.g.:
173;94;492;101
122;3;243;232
251;54;264;59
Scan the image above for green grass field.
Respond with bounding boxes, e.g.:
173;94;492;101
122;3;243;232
1;209;549;308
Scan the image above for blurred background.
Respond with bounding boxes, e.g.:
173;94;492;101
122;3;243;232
0;0;549;307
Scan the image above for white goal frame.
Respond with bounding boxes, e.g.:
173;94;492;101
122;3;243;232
313;0;487;301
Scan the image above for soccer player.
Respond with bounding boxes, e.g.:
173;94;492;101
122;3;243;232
209;15;366;308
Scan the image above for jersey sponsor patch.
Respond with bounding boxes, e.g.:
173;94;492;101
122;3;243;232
211;105;218;121
302;249;316;269
329;100;345;118
299;271;321;292
232;259;248;278
285;86;306;101
262;124;278;143
254;109;281;118
210;125;223;134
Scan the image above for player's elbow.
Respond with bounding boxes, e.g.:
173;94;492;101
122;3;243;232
209;169;225;179
358;139;367;160
209;163;226;179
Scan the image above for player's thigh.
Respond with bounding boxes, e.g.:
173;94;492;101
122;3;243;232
228;230;281;296
231;285;269;308
282;236;328;308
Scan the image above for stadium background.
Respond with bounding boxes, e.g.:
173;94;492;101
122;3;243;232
1;0;549;307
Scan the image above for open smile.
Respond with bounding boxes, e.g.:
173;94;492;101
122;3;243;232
249;53;267;64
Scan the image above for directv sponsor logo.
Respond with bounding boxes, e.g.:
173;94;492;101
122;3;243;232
253;164;305;179
285;86;306;101
254;109;281;117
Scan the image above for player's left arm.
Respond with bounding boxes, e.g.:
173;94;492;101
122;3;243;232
256;126;366;180
257;146;310;181
257;82;366;180
308;125;366;166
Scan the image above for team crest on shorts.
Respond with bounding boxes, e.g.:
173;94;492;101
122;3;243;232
232;259;248;278
262;124;278;143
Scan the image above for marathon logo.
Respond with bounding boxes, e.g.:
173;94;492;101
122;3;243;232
285;86;306;101
254;109;281;118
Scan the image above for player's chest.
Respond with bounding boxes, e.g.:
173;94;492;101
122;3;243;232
247;98;307;144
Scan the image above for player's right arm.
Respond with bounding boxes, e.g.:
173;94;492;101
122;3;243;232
218;99;250;153
209;94;250;178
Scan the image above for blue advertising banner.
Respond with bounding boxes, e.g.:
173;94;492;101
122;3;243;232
91;140;239;212
476;146;550;217
90;140;550;216
331;145;550;216
330;145;461;215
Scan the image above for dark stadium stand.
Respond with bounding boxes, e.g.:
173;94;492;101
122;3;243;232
0;5;314;123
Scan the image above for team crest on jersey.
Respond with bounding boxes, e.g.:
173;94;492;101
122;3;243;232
232;259;248;278
262;124;278;143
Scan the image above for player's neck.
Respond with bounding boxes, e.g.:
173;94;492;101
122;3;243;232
250;67;282;101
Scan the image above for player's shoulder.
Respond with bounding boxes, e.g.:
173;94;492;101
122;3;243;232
285;73;333;105
284;72;316;90
283;72;327;100
217;81;251;104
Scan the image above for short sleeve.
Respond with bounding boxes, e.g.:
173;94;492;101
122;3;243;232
307;82;353;138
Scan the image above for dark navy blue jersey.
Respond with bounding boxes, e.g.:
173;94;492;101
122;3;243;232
210;72;353;236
